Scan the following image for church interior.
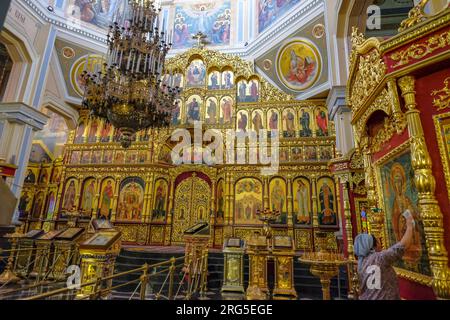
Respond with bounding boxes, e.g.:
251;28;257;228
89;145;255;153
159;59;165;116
0;0;449;301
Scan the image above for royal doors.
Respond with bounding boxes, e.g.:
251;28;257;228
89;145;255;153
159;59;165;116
172;174;211;244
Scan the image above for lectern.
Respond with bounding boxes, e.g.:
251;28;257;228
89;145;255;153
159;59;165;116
272;235;297;299
221;238;245;294
77;230;122;299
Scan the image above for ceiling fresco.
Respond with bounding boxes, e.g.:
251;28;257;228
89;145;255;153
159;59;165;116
255;15;328;97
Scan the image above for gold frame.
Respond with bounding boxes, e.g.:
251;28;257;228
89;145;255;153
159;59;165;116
433;111;450;203
374;142;433;286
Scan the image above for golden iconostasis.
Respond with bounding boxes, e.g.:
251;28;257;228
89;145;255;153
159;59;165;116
19;48;339;250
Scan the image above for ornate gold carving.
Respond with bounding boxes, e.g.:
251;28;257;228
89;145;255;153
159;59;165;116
150;226;164;243
294;229;312;250
390;29;450;68
398;0;429;32
432;77;450;111
349;49;386;115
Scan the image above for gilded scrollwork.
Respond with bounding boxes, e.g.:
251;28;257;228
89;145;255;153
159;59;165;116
432;77;450;111
398;0;429;32
390;29;450;68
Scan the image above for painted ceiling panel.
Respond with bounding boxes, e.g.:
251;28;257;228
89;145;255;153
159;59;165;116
255;14;328;97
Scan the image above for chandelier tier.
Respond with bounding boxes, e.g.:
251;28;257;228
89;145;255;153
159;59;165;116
82;0;179;148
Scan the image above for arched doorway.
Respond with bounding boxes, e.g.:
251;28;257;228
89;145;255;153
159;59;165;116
171;173;211;244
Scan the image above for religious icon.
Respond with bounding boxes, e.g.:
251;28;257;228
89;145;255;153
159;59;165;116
186;95;202;124
115;151;125;164
24;169;36;184
222;70;234;89
283;109;296;137
279;148;289;162
380;152;429;275
173;2;231;49
81;179;95;213
305;146;317;161
390;163;422;263
39;169;49;184
294;178;310;224
88;120;99;143
206;97;218;124
220;96;233;124
318;179;337;226
299;109;312;137
268;110;279;130
62;180;77;210
91;151;101;164
32;193;44;219
103;150;113;164
138;151;147;163
291;147;302;161
172;99;182;125
81;151;91;164
75;123;85;143
277;39;321;91
186;59;206;87
100;122;112;142
249;80;259;102
173;73;184;89
252;111;264;132
208;71;220;90
152;180;168;222
126;151;138;164
18;192;32;218
71;151;81;164
270;178;286;213
316;110;328;136
238;80;247;103
99;179;114;219
235;178;263;225
117;178;144;221
237;111;248;132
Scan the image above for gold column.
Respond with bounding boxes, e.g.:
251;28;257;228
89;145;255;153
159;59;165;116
229;176;235;225
92;178;100;218
110;178;121;222
224;173;230;224
311;177;319;227
209;179;216;247
286;176;294;237
142;173;154;223
165;175;175;246
398;75;450;299
166;175;175;224
53;168;66;220
263;177;269;210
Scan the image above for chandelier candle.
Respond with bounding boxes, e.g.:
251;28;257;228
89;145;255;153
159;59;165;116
82;0;180;148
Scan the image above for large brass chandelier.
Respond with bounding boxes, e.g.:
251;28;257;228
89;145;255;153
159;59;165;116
82;0;179;148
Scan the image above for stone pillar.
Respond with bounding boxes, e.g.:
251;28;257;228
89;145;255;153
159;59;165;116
0;103;48;223
327;86;354;156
